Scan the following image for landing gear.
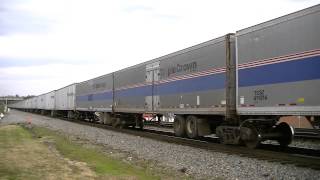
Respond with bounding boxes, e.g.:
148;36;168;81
173;115;186;137
112;117;124;129
216;126;240;145
95;112;114;125
110;113;139;129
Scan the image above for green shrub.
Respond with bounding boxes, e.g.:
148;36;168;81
0;103;5;114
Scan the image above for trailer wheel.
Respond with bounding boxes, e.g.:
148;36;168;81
135;117;144;130
240;122;261;149
186;116;198;138
276;122;294;147
138;120;144;129
174;115;186;137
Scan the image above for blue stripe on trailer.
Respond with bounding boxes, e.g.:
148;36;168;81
155;73;225;95
238;55;320;87
116;85;152;97
76;73;226;102
77;91;113;101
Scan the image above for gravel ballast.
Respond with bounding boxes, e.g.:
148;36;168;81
2;110;320;180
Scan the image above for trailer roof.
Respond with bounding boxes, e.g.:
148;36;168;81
236;4;320;36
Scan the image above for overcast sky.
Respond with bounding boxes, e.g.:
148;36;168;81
0;0;319;96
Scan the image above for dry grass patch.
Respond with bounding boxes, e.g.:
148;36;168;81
0;125;96;180
0;124;165;179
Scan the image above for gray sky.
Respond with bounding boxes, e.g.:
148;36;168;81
0;0;319;96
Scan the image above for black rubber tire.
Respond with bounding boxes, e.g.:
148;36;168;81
136;118;144;130
240;122;261;149
138;121;144;130
174;115;186;137
186;116;198;138
276;122;294;147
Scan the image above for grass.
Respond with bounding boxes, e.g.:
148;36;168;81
0;125;55;180
0;103;5;114
0;124;165;180
32;126;160;179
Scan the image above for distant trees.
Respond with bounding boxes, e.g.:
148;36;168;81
2;95;35;99
24;95;35;99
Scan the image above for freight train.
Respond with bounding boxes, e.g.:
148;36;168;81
10;5;320;148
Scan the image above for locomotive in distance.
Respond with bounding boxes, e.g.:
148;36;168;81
10;4;320;148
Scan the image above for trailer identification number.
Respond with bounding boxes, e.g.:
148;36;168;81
254;89;268;102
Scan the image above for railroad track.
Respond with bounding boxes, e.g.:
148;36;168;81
23;111;320;170
51;116;320;170
294;128;320;140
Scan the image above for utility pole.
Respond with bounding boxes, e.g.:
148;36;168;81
5;97;8;113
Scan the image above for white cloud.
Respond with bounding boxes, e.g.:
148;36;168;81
0;63;110;95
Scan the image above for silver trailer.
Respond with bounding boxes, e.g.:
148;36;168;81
76;74;113;112
26;98;32;109
45;91;55;110
97;35;234;130
114;63;147;113
31;97;38;110
111;35;234;115
221;4;320;148
37;94;46;110
156;36;234;115
23;99;29;109
236;5;320;115
9;100;22;109
21;100;27;109
55;84;76;110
